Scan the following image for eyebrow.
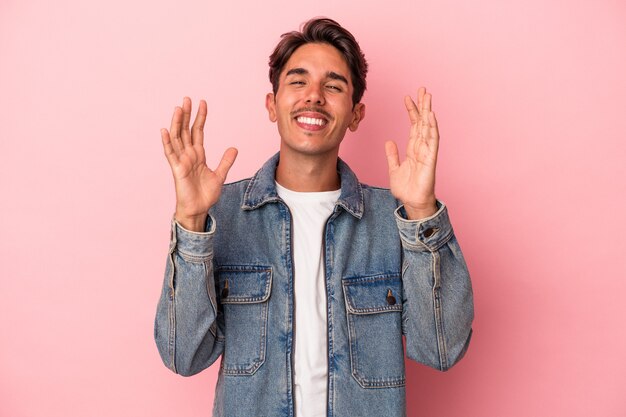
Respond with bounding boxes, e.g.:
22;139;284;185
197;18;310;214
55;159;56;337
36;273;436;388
285;68;349;85
327;71;348;84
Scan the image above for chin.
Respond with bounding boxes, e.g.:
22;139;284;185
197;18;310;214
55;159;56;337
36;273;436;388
280;138;329;154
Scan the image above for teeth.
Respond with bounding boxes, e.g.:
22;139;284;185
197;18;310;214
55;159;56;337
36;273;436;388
297;116;325;126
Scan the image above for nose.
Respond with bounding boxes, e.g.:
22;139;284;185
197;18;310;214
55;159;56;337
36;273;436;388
305;84;325;105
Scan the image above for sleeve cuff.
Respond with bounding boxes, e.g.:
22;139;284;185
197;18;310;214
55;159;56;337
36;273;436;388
394;200;454;251
168;215;216;257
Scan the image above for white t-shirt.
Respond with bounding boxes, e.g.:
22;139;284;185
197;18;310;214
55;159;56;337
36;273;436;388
276;182;340;417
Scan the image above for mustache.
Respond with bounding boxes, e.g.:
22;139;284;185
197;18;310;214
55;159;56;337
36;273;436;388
290;107;332;120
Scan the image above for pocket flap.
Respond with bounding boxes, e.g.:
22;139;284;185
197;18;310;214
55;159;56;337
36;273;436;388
216;265;272;304
342;274;402;314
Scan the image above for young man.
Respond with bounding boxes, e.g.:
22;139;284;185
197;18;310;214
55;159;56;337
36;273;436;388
155;18;473;417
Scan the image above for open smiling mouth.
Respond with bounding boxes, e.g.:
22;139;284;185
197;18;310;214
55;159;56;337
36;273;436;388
294;114;329;131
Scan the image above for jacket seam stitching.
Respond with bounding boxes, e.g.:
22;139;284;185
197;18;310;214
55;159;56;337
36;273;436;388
168;252;177;373
432;251;449;370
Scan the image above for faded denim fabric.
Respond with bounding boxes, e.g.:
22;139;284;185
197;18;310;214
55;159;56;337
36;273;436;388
154;153;474;417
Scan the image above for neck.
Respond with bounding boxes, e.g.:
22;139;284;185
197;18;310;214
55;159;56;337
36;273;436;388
275;147;340;192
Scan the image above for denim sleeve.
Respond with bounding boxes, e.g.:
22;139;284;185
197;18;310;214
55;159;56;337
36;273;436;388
394;201;474;371
154;216;224;376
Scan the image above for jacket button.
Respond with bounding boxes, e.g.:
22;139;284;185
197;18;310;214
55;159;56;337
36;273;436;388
386;289;396;305
221;280;229;299
423;227;435;238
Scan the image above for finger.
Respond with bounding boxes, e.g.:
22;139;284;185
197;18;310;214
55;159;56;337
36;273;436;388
417;87;426;114
214;147;239;182
161;128;179;166
384;141;400;171
428;111;439;131
181;97;192;147
421;93;431;125
423;92;432;112
169;106;184;152
419;116;430;146
404;96;420;124
191;99;207;147
428;112;440;146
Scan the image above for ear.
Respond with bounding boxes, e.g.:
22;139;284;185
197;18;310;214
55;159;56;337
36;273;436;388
348;102;365;132
265;93;277;122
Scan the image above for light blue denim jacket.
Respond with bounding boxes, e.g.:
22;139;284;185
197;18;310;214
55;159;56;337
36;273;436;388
154;153;474;417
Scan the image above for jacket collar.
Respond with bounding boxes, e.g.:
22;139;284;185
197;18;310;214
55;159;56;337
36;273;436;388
242;152;364;219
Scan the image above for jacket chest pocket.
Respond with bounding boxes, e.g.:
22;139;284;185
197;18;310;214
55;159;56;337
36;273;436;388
216;265;272;376
342;274;405;388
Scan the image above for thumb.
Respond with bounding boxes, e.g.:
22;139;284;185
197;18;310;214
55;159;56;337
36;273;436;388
214;147;239;182
385;141;400;172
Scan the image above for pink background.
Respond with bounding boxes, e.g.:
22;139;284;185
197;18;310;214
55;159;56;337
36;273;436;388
1;0;625;416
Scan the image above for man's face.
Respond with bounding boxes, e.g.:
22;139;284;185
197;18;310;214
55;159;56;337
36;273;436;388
266;42;365;158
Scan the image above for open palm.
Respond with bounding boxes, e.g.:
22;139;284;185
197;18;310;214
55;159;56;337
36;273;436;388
385;87;439;219
161;97;238;230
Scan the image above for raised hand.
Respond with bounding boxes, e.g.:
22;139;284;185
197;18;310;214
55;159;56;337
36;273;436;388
385;87;439;220
161;97;238;231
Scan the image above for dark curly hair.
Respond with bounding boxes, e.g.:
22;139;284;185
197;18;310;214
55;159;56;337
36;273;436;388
268;17;368;106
